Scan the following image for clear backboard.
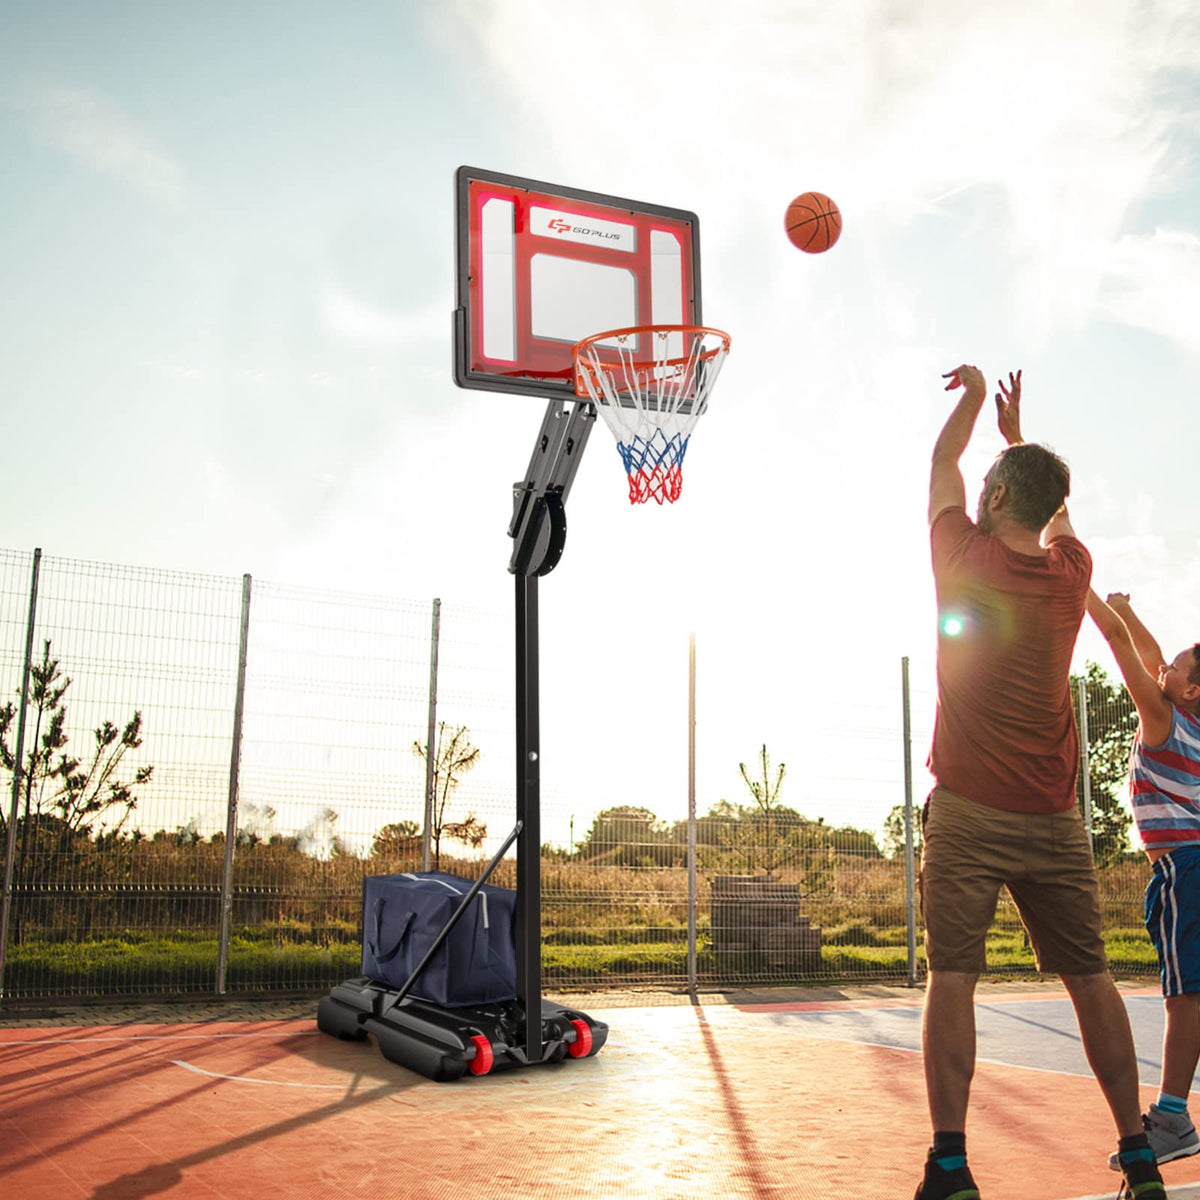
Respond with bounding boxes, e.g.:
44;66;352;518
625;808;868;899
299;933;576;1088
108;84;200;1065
453;166;702;399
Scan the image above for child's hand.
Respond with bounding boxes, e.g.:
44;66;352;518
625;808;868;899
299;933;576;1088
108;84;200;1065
1105;592;1131;608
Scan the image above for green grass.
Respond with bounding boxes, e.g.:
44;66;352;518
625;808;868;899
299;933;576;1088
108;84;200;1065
3;921;1161;996
4;933;362;993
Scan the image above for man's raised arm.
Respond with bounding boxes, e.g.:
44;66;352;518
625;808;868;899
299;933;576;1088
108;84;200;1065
929;363;988;523
1043;503;1076;545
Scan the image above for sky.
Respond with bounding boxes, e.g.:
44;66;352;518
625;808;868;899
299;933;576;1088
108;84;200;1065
3;0;1200;851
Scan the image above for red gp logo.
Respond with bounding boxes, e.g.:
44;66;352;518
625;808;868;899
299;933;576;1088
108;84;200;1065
548;218;572;234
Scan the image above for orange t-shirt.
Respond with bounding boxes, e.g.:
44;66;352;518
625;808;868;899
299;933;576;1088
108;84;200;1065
928;507;1091;814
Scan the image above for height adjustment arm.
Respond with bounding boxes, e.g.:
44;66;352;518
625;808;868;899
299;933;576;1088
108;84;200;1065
508;399;595;578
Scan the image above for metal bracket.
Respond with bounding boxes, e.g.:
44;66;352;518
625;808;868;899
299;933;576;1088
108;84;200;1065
509;400;595;578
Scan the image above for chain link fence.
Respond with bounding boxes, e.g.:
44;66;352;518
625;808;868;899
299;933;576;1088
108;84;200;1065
0;547;1152;1004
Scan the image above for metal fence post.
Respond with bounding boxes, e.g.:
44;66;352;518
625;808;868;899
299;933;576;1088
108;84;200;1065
902;656;918;987
0;549;42;1001
421;598;441;873
216;574;252;995
687;633;697;995
1078;675;1093;850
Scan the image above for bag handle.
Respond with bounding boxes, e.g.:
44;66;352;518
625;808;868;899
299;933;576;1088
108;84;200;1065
368;899;415;965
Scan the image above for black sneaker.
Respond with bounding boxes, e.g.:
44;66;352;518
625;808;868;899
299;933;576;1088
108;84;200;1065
1119;1153;1167;1198
914;1158;980;1200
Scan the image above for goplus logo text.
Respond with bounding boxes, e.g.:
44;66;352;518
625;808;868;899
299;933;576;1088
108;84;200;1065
531;207;637;253
547;217;619;241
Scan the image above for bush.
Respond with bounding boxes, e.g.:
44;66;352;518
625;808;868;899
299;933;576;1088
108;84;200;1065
824;918;887;947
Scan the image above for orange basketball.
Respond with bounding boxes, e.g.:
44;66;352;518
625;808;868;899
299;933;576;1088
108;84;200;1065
785;191;842;254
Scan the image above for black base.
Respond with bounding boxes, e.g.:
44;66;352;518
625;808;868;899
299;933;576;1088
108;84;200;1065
317;976;609;1083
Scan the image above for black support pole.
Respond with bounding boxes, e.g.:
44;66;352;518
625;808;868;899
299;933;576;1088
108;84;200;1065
507;399;593;1066
514;571;542;1062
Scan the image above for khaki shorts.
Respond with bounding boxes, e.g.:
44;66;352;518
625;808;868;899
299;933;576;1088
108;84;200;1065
920;786;1108;976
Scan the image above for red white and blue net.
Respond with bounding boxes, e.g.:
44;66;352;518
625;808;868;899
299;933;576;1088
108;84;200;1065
573;325;730;505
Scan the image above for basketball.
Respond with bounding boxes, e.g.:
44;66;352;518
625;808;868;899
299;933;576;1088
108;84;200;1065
785;191;842;254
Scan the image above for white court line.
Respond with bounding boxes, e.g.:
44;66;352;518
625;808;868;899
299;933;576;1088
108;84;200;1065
736;991;1163;1017
170;1059;364;1090
0;1030;320;1046
775;1029;1099;1081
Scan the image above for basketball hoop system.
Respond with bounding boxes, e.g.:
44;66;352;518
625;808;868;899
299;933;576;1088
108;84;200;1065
573;324;731;505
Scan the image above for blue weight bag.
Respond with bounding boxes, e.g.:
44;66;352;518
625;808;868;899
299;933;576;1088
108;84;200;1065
361;871;518;1008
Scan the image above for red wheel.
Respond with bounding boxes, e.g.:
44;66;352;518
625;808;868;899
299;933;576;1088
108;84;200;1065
468;1034;493;1075
567;1018;592;1058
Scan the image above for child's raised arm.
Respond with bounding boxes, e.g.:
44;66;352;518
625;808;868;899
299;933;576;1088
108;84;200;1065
1104;593;1166;679
1086;589;1173;746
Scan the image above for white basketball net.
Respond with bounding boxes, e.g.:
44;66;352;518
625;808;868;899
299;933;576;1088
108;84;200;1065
573;326;730;505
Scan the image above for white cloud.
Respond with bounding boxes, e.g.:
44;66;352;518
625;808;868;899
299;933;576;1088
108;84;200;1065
1098;228;1200;351
15;84;186;205
445;0;1200;350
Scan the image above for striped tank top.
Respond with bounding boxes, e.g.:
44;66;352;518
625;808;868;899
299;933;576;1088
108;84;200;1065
1129;704;1200;850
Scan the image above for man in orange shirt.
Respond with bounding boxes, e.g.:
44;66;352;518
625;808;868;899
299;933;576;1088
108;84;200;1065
916;364;1165;1200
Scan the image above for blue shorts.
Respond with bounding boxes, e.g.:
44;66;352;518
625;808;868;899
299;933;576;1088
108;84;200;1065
1145;845;1200;997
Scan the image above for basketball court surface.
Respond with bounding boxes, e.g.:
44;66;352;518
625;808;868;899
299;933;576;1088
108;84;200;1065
4;982;1200;1199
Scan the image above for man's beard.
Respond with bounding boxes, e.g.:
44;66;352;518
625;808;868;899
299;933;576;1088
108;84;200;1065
976;489;994;534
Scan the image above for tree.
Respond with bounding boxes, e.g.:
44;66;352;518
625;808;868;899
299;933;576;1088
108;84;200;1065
575;806;676;866
737;744;788;877
691;798;740;846
882;803;922;860
1072;661;1136;865
412;722;486;868
0;640;155;943
698;798;840;896
371;820;422;858
0;640;154;855
789;816;839;898
826;822;883;859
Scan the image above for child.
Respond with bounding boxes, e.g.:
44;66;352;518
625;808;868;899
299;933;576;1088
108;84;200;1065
1087;589;1200;1172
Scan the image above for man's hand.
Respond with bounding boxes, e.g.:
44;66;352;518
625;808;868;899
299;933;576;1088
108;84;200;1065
931;364;988;522
942;364;986;399
995;369;1023;445
1106;592;1132;609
